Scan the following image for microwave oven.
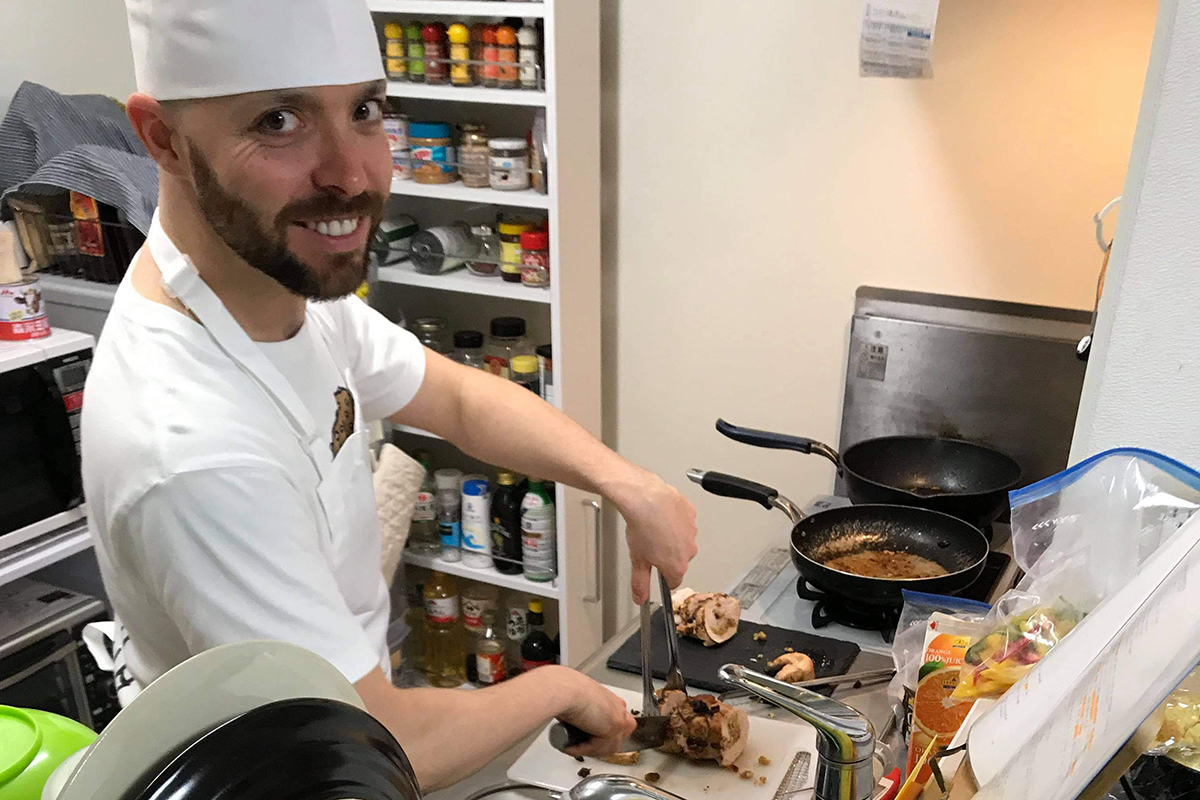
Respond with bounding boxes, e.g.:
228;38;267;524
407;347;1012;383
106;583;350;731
0;578;119;731
0;328;93;551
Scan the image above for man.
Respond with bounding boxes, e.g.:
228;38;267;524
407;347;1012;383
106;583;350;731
82;0;698;790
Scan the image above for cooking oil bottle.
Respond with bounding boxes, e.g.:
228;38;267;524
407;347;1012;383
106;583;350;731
423;572;466;687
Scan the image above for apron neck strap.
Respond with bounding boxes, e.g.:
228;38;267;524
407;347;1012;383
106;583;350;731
149;210;321;448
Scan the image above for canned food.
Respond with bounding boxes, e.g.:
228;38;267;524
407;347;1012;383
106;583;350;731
0;278;49;340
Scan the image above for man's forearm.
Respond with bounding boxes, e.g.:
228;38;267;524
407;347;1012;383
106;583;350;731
359;667;572;790
400;359;645;511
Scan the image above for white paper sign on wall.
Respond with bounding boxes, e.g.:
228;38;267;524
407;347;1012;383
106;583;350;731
860;0;941;79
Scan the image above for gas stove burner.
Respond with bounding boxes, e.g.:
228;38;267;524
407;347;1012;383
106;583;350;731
795;579;902;642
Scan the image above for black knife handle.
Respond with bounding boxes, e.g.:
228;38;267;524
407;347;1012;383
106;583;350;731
548;721;592;752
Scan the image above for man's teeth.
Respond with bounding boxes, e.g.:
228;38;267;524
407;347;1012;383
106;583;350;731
303;218;361;237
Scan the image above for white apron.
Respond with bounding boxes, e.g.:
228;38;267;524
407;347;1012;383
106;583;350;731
87;213;385;702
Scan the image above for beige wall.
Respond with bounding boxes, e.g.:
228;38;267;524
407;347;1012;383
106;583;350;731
600;0;1159;626
0;0;136;116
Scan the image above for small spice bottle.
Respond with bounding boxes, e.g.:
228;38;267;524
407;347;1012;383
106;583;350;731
519;229;550;288
404;21;425;82
468;224;500;277
409;122;456;184
470;23;488;83
511;355;540;395
497;218;534;283
448;23;472;86
481;25;500;88
458;123;490;188
489;138;529;192
422;22;448;85
517;21;540;89
384;22;407;80
495;25;518;88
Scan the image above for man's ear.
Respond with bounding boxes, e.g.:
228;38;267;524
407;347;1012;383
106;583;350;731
126;93;189;177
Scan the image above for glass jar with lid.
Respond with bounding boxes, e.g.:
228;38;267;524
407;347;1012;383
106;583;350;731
484;316;534;379
451;330;487;370
467;224;500;277
412;317;452;355
488;138;530;192
459;123;490;189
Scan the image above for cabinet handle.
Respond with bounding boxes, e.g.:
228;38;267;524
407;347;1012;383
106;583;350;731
583;499;602;604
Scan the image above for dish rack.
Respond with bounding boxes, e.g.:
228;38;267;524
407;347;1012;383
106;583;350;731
6;196;144;285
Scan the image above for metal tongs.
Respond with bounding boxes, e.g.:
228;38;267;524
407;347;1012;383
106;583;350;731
719;663;877;800
549;573;677;753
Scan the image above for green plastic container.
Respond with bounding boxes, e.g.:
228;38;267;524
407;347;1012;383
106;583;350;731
0;707;95;800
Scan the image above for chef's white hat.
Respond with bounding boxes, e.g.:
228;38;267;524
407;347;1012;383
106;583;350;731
125;0;385;101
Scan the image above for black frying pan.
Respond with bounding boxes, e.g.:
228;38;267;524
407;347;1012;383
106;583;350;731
716;419;1022;527
688;469;989;606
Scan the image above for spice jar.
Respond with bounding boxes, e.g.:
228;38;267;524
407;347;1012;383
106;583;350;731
511;355;540;394
519;229;549;288
409;122;456;184
422;22;448;85
518;21;540;89
489;138;529;192
495;25;518;88
468;224;500;277
459;123;490;188
470;23;488;83
384;22;407;80
448;23;472;86
410;222;479;274
497;218;535;283
404;21;425;82
413;317;452;355
451;330;487;370
485;316;534;379
481;25;500;88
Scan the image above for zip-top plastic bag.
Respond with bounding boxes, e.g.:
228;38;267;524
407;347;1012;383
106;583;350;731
953;449;1200;700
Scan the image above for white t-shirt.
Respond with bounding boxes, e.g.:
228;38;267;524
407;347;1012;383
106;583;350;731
81;272;425;687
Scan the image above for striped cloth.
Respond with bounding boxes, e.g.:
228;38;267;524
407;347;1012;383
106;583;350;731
0;81;158;234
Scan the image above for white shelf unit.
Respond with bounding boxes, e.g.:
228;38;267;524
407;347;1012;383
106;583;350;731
368;1;547;18
389;177;551;209
377;262;552;303
372;0;602;666
385;81;547;106
402;550;563;599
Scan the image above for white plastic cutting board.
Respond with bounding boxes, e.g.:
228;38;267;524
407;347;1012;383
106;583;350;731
508;685;819;798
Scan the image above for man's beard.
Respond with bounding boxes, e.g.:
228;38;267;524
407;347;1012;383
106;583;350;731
188;146;383;300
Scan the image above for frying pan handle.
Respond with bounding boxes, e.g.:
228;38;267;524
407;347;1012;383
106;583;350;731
686;470;805;524
715;419;842;468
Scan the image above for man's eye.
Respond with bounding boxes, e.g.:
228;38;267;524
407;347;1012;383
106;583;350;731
355;99;384;123
259;110;300;133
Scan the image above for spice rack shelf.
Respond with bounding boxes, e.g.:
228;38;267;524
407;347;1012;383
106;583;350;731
402;549;563;599
376;262;552;303
390;177;551;209
385;81;547;106
368;1;548;18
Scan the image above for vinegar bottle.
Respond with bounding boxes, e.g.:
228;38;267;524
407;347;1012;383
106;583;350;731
423;572;466;687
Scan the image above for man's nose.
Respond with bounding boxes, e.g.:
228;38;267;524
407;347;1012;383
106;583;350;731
311;126;372;196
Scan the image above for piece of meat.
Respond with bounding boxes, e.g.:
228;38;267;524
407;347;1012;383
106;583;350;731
656;689;750;766
767;652;815;683
599;751;640;766
671;588;742;646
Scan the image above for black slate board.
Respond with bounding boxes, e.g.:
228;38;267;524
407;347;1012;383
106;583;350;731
606;608;861;695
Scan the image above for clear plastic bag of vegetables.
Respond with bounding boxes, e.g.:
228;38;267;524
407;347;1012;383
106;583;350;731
951;592;1081;700
1147;664;1200;771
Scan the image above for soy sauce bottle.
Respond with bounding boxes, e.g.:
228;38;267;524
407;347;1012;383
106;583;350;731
520;599;555;671
490;470;525;575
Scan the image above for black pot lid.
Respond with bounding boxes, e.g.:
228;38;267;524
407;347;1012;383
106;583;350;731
118;698;422;800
